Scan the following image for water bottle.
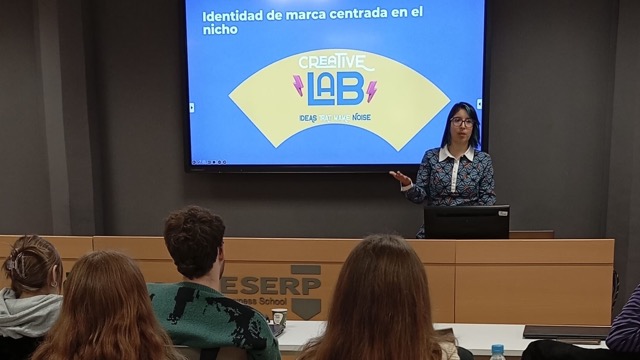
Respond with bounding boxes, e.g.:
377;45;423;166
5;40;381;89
489;344;506;360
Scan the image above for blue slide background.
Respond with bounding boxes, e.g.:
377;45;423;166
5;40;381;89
185;0;485;166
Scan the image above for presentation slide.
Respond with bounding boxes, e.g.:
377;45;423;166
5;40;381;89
184;0;486;170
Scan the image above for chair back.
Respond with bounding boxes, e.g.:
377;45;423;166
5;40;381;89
522;339;638;360
174;346;201;360
217;347;249;360
173;345;248;360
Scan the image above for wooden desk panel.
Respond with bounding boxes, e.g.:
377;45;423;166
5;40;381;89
426;265;455;322
455;239;614;325
93;236;172;259
92;237;456;322
221;239;455;321
224;238;455;263
93;236;180;286
217;262;455;323
455;264;612;325
0;235;93;289
135;261;182;283
455;239;614;264
1;235;614;327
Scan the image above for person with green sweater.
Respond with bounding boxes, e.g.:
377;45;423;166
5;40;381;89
148;205;281;360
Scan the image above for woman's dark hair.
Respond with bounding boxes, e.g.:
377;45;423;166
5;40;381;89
440;101;480;149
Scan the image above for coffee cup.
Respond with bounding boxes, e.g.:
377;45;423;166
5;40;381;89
271;308;288;328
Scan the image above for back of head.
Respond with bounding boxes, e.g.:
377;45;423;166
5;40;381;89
299;234;442;360
62;250;150;329
163;205;226;279
2;235;62;297
30;250;181;360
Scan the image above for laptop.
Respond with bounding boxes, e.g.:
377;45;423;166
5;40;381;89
423;205;510;239
523;325;611;341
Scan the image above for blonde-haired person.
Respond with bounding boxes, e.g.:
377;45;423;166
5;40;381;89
30;250;184;360
298;234;460;360
0;235;63;360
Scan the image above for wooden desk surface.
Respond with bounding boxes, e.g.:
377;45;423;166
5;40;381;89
278;321;608;356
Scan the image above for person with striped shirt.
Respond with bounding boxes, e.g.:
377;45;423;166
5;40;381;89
606;284;640;352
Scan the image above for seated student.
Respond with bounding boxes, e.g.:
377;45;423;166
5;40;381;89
147;205;280;360
0;235;63;360
30;250;183;360
298;234;460;360
606;283;640;353
522;339;637;360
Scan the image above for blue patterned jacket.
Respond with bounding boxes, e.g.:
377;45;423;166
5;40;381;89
404;147;496;238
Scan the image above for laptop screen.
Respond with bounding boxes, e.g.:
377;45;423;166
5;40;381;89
523;325;611;340
423;205;510;239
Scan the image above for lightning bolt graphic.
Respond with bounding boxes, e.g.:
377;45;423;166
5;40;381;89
366;80;378;103
293;75;304;97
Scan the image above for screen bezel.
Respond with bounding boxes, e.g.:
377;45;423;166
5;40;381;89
181;1;492;174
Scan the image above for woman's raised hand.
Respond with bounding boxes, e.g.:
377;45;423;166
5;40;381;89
389;171;412;187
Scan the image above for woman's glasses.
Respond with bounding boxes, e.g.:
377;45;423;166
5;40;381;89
450;117;474;127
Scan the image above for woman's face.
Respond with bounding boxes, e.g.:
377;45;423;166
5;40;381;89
449;108;473;146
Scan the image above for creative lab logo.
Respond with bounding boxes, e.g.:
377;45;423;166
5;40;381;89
229;49;450;150
221;264;322;320
292;52;377;106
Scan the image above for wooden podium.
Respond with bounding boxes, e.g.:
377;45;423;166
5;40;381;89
0;234;613;325
92;235;613;325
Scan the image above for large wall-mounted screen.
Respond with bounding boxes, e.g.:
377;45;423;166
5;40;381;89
183;0;487;172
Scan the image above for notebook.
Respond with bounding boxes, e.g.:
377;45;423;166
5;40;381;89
523;325;610;340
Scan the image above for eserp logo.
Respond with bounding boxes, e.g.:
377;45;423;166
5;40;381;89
221;264;322;320
229;49;449;151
